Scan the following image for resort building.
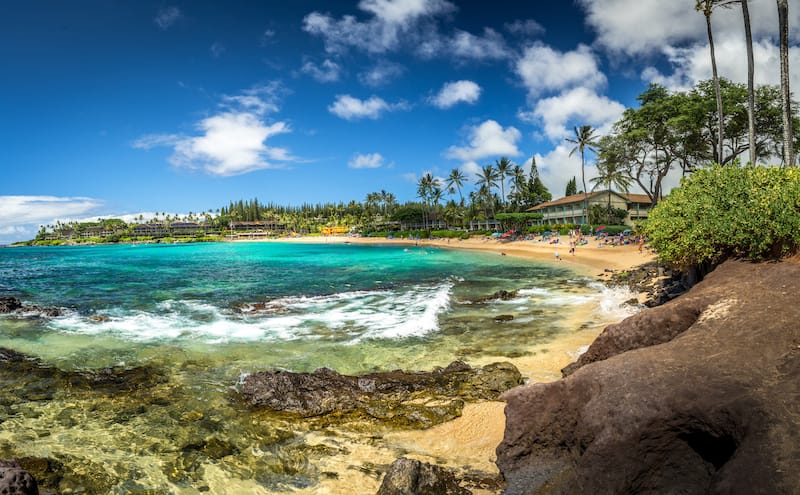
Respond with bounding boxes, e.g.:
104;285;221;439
132;223;168;236
527;190;652;226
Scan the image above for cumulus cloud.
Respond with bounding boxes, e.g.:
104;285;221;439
430;80;481;108
301;58;342;82
445;120;522;174
154;6;182;30
328;94;407;120
516;43;606;96
505;19;545;37
348;152;385;168
358;60;405;87
303;0;456;54
133;84;296;176
532;87;626;141
533;146;593;200
0;196;104;243
643;38;800;92
581;0;800;56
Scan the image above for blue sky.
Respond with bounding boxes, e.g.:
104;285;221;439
1;0;798;243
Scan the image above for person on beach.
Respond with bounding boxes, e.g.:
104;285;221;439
554;250;561;261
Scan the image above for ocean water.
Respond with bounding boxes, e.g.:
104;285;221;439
0;242;636;493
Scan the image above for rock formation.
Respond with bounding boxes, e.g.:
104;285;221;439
0;460;39;495
0;296;62;317
377;458;470;495
497;260;800;494
240;361;522;428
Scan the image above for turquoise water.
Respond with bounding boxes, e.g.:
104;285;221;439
0;242;633;493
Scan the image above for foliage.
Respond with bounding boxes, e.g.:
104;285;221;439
565;177;578;196
646;165;800;268
589;205;628;225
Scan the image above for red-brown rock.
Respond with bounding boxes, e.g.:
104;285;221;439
497;260;800;495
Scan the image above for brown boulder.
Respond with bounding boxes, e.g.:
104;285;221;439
497;260;800;494
377;458;470;495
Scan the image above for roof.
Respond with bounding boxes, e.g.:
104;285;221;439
527;190;652;211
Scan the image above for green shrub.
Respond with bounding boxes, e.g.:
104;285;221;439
597;225;629;236
430;230;470;239
646;165;800;268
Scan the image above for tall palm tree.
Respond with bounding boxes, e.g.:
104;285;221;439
495;157;512;207
778;0;794;166
475;164;499;219
696;0;725;164
741;0;756;165
509;164;527;208
417;173;435;229
566;125;598;225
445;168;467;204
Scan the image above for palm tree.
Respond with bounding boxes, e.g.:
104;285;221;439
417;173;436;229
778;0;794;166
590;157;632;224
495;157;512;207
566;125;598;225
696;0;725;164
509;165;527;209
445;168;468;204
741;0;756;165
475;164;499;219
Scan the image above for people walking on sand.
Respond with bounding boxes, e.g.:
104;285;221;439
638;236;645;253
569;240;575;256
554;250;561;261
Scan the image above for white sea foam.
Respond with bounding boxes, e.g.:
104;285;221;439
47;283;454;344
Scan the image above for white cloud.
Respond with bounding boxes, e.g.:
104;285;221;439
328;94;407;120
0;196;104;243
154;6;182;30
533;87;626;141
348;152;385;169
579;0;800;56
505;19;545;37
358;60;405;87
643;38;800;92
516;43;606;96
133;85;295;176
301;58;342;82
445;28;510;61
534;145;594;200
430;80;481;108
303;0;456;54
445;120;522;168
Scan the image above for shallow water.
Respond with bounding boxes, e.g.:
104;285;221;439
0;242;636;493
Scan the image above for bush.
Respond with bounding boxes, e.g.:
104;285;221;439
430;230;470;239
646;165;800;268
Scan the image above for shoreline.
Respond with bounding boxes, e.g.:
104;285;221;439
227;234;656;279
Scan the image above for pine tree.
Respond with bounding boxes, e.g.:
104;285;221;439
565;177;578;196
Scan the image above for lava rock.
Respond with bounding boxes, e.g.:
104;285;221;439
240;361;522;428
494;315;514;322
0;297;23;313
497;260;800;494
0;460;38;495
377;458;470;495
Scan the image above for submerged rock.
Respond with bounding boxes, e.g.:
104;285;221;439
0;347;166;404
0;460;39;495
0;296;62;318
240;361;522;428
497;260;800;494
377;458;470;495
468;290;518;304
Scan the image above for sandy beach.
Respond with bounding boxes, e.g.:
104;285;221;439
228;234;656;494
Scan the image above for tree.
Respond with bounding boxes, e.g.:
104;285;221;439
696;0;725;164
592;138;633;223
566;125;598;224
526;157;552;207
475;164;499;218
741;0;756;165
445;168;467;204
416;174;436;229
495;157;512;207
778;0;795;166
565;177;578;196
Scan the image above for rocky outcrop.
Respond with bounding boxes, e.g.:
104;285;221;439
0;460;39;495
0;296;62;317
0;347;166;402
497;260;800;494
377;458;470;495
240;361;522;428
604;262;690;307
